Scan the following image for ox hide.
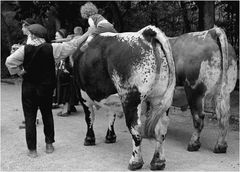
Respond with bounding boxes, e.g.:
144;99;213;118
168;26;237;153
73;25;175;170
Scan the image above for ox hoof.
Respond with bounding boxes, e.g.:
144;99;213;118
150;159;166;171
187;141;201;152
105;135;116;144
128;161;144;171
84;136;95;146
213;143;227;153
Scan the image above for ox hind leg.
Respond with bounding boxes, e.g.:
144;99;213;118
105;113;117;143
121;87;144;170
150;111;169;170
146;97;170;170
184;82;206;151
213;92;230;153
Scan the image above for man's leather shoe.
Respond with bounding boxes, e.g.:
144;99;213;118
57;111;70;117
70;106;77;112
52;104;60;109
28;150;37;158
46;143;54;154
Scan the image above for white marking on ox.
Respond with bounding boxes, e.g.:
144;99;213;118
192;51;221;92
80;90;95;126
101;32;143;48
154;112;169;142
108;113;116;130
117;32;141;47
154;112;169;161
111;69;128;102
100;32;118;37
129;140;143;165
149;46;169;98
189;30;208;40
137;103;142;127
226;59;238;93
129;103;143;143
101;30;153;48
129;49;156;97
80;90;123;119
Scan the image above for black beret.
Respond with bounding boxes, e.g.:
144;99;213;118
22;18;36;26
27;24;47;39
57;29;67;38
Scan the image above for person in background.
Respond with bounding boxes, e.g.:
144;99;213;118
53;29;74;116
52;29;72;43
80;2;117;51
53;26;83;43
72;26;83;38
5;24;92;158
52;28;80;117
51;29;68;109
57;26;84;117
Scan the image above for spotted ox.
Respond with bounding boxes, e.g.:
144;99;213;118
169;26;237;153
73;25;175;170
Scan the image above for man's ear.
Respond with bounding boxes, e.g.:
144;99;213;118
26;30;31;35
30;33;36;39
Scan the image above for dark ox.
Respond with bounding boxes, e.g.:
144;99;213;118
169;27;237;153
73;25;176;170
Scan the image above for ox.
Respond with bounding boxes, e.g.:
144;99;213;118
73;25;175;170
169;26;237;153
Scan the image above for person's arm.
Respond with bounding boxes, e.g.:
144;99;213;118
52;27;93;59
51;37;72;43
5;46;25;76
88;18;95;27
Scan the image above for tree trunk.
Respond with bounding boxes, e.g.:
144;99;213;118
1;13;11;78
149;2;158;26
1;13;12;48
108;2;123;32
45;6;62;41
180;1;191;33
197;1;215;31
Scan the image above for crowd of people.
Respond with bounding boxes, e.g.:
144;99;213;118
5;2;117;158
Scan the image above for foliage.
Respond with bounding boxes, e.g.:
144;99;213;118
215;1;239;55
1;1;239;78
2;11;23;44
1;13;12;78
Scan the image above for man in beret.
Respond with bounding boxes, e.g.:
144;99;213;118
5;24;93;158
10;18;37;129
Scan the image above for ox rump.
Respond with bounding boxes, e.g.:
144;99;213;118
73;25;175;170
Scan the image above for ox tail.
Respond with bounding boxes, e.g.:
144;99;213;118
140;26;176;138
211;26;229;89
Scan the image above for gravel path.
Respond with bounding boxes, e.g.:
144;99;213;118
1;81;239;171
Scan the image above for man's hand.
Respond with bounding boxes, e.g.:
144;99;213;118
17;69;26;77
11;44;22;54
87;26;96;34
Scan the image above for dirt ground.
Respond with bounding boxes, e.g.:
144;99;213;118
1;79;239;171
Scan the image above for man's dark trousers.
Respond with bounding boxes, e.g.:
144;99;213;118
22;80;55;151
